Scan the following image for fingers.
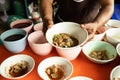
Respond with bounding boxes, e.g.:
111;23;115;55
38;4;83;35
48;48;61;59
88;33;94;41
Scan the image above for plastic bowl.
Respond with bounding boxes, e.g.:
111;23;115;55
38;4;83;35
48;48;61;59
37;56;73;80
105;28;120;45
82;41;117;64
46;22;88;60
110;65;120;80
28;31;52;56
0;54;35;79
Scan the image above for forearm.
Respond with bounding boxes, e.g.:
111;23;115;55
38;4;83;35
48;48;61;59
93;0;114;28
39;0;54;21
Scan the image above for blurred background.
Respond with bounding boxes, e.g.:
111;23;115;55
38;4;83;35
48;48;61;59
0;0;41;33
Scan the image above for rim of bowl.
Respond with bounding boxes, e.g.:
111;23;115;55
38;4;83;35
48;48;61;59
106;19;120;28
116;43;120;56
69;76;93;80
46;22;88;49
0;29;28;42
105;28;120;36
28;30;49;45
10;19;33;28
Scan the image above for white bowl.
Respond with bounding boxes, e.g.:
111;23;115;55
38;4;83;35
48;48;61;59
69;76;93;80
92;26;107;40
106;19;120;28
105;28;120;45
0;54;35;79
82;41;117;64
37;56;73;80
110;65;120;80
46;22;88;60
116;43;120;56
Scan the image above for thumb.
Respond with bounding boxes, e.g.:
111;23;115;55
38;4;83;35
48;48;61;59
48;20;54;28
48;24;53;29
80;24;85;28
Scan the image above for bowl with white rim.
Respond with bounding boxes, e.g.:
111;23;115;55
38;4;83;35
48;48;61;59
0;54;35;79
46;22;88;60
82;40;117;64
105;28;120;45
106;19;120;28
37;56;73;80
110;65;120;80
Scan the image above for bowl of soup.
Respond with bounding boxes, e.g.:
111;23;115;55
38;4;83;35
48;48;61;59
46;22;88;60
0;54;35;79
82;41;117;64
37;56;73;80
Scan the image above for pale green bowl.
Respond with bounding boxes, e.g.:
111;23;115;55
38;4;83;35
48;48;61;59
82;41;117;64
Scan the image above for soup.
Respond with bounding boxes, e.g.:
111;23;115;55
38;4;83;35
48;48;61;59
53;33;79;48
9;61;29;77
45;65;64;80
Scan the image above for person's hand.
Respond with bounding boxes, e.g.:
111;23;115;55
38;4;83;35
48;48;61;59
47;20;54;28
80;22;98;41
42;19;54;35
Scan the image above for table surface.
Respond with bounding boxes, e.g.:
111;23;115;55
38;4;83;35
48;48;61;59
0;44;120;80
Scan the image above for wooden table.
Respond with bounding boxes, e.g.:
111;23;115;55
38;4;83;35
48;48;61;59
0;44;120;80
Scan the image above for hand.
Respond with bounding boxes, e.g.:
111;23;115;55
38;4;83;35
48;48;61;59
42;19;54;35
80;22;98;41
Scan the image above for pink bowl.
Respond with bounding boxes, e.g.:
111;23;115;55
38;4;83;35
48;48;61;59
28;31;52;56
10;19;33;34
33;22;43;31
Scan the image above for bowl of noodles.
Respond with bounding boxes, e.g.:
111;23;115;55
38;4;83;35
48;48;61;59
46;22;88;60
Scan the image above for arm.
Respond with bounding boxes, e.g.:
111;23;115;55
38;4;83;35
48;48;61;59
39;0;54;33
94;0;114;27
81;0;114;40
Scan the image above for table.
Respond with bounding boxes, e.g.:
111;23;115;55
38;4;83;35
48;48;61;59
0;44;120;80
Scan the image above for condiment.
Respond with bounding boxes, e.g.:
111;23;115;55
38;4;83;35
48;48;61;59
4;34;25;41
13;23;31;28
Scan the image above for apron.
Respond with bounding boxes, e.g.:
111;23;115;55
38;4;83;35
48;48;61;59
54;0;100;24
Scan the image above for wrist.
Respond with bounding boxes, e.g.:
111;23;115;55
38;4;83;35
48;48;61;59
43;18;54;28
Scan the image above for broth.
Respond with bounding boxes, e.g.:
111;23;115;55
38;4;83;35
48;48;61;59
53;33;79;48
